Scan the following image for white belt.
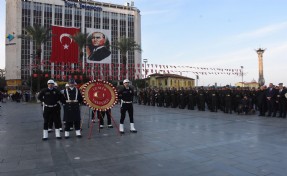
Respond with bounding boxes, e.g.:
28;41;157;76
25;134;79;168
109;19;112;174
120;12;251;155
66;100;78;103
122;101;132;103
44;104;57;107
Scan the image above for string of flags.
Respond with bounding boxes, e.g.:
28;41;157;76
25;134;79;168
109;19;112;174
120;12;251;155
24;61;243;80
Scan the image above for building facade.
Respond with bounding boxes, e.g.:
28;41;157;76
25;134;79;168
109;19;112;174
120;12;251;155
235;79;259;88
5;0;141;92
146;73;195;89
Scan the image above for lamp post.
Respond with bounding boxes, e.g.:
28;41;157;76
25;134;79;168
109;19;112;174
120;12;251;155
241;66;244;87
143;59;148;89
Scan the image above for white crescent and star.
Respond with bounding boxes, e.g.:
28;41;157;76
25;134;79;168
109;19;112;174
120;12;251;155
94;91;105;99
60;33;73;50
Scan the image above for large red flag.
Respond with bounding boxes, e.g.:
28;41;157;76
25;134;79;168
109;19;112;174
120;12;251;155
50;26;80;63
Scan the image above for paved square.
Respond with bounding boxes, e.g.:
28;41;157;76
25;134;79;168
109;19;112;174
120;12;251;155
0;102;287;176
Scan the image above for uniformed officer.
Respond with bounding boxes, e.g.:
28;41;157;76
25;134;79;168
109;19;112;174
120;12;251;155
38;79;63;140
197;87;206;111
62;79;83;138
48;82;63;132
118;79;137;134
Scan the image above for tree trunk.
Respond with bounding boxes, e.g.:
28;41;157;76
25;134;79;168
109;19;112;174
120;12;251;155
122;55;127;79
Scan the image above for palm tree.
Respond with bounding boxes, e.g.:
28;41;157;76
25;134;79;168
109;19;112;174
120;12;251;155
18;25;51;61
113;37;142;79
18;25;51;91
70;32;89;63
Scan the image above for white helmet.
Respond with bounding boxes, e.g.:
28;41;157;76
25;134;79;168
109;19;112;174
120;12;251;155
123;79;130;83
47;79;55;84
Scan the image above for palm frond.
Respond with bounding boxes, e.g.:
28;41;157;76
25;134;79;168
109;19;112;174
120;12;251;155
70;32;88;49
18;25;51;48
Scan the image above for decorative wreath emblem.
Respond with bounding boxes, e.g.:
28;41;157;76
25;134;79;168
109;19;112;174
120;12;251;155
81;79;118;111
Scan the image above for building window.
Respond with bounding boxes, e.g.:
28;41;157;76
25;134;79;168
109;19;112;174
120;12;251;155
94;11;101;29
64;6;72;26
54;5;62;26
85;10;92;28
74;9;81;28
21;1;32;80
44;4;52;28
33;2;42;25
103;11;109;29
111;12;118;79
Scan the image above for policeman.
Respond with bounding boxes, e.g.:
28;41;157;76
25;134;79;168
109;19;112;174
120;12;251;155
48;82;63;132
118;79;137;134
38;79;63;140
62;79;83;138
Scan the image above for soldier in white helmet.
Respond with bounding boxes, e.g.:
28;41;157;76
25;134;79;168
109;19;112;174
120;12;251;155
117;79;137;134
38;79;63;140
62;79;83;138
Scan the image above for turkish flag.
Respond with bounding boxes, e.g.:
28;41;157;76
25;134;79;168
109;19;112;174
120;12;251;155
50;26;80;63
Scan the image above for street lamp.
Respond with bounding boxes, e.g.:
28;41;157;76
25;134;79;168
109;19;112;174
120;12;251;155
241;66;244;87
143;59;148;89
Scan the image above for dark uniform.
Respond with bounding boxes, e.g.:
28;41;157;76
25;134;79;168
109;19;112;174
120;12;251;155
164;88;171;107
224;87;232;114
157;88;164;107
276;84;287;118
92;109;113;128
62;80;83;138
197;88;205;111
265;83;277;117
38;80;63;140
256;86;267;116
48;83;62;132
210;89;218;112
187;88;195;110
118;79;137;134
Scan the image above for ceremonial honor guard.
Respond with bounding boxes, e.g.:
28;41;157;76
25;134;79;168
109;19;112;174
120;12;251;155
38;80;63;140
48;82;63;132
118;79;137;134
62;79;83;138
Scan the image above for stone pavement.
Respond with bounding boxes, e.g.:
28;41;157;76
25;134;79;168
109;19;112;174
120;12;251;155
0;101;287;176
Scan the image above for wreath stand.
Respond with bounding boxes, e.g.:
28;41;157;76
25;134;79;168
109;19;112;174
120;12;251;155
81;79;120;139
87;108;120;139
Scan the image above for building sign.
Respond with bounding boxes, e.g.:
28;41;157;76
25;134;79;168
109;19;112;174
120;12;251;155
65;1;102;11
6;32;16;46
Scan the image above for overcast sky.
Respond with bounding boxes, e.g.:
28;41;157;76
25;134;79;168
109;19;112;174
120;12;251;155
2;0;287;86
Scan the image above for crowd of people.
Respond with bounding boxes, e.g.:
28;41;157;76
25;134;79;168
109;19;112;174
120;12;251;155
0;91;31;103
135;83;287;118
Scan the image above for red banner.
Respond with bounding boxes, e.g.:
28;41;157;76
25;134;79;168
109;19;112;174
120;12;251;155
50;26;80;63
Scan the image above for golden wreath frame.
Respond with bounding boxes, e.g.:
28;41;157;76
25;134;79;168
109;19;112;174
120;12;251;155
81;79;118;111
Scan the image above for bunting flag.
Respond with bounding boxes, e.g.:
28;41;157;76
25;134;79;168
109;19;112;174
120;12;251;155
50;26;80;63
